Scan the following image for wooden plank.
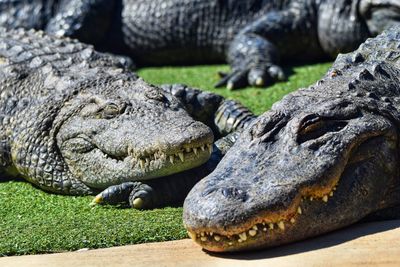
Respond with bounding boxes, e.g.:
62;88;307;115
1;220;400;267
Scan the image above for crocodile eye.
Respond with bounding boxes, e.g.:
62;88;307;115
145;88;166;101
101;103;125;119
297;115;348;144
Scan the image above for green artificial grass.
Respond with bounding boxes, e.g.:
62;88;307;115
0;62;331;256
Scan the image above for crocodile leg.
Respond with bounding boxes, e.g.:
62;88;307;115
160;84;256;137
45;0;114;46
216;4;316;90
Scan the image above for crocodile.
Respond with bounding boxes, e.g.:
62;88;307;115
0;28;255;209
0;0;399;90
183;25;400;252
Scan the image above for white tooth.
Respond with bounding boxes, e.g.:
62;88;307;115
200;145;205;151
214;235;221;241
329;191;334;197
333;186;337;191
297;206;302;215
252;225;258;231
290;218;296;224
145;158;150;164
249;230;257;237
238;232;247;241
139;159;145;170
200;232;205;237
169;155;174;164
263;227;267;232
209;232;213;236
178;152;184;162
187;231;196;240
185;147;191;153
310;197;314;201
238;239;242;243
193;147;198;155
228;242;233;246
207;144;213;154
278;221;285;230
269;223;274;230
200;236;207;242
322;195;328;202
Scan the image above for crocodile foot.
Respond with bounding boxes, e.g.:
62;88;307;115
215;65;286;90
90;182;155;209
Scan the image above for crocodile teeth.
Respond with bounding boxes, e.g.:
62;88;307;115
178;152;184;162
139;159;145;170
200;145;205;151
290;218;296;224
297;206;302;214
263;227;267;232
169;155;174;164
145;158;150;164
185;147;191;153
252;225;258;230
248;230;257;237
322;195;328;202
187;231;196;240
193;147;198;155
269;223;274;230
238;232;247;241
278;221;285;230
200;236;207;242
207;144;213;154
329;191;334;197
214;235;221;241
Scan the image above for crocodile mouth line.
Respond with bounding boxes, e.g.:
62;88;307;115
101;143;214;171
186;178;340;252
129;143;213;171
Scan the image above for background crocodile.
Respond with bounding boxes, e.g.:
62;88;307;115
183;25;400;252
0;28;255;209
0;0;399;89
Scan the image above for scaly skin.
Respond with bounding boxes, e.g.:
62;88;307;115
0;28;255;208
0;0;399;89
183;25;400;252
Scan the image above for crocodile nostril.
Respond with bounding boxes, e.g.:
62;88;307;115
221;187;248;202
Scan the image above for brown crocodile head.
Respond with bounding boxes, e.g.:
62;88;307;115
55;78;213;189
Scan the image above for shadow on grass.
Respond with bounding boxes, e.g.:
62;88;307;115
206;220;400;260
0;175;24;183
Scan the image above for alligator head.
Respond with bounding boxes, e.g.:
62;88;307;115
55;78;213;189
183;51;400;251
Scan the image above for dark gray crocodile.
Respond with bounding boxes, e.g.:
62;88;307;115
0;0;399;89
0;28;255;209
183;25;400;252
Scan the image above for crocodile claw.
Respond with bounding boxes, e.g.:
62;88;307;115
215;65;286;90
132;198;144;209
89;195;104;207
